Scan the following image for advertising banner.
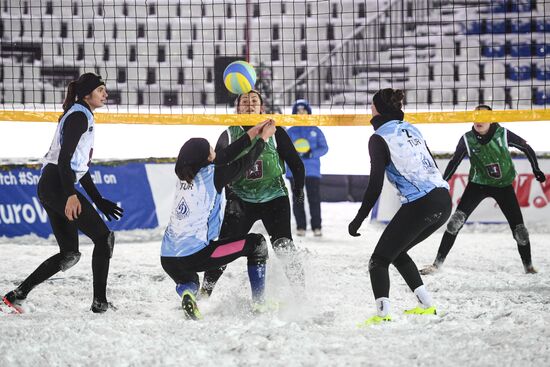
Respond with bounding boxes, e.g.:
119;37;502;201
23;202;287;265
0;163;158;238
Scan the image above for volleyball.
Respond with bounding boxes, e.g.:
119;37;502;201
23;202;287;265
294;138;311;154
223;61;257;95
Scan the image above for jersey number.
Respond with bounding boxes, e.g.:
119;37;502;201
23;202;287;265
402;129;412;138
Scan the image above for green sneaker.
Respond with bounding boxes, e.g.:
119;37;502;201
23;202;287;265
404;306;437;315
357;315;392;328
181;290;202;320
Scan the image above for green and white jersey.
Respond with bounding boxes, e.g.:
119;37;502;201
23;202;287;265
227;126;288;203
464;126;516;187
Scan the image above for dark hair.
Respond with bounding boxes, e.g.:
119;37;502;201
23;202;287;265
175;163;197;184
59;73;105;121
235;89;264;108
373;88;405;115
381;88;405;111
474;104;492;111
61;81;78;115
174;137;211;184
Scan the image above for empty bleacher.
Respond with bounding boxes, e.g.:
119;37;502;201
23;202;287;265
0;0;548;109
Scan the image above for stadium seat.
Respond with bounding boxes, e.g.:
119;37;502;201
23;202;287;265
482;44;505;58
533;90;548;105
432;63;455;86
534;44;549;57
511;20;532;33
482;87;507;108
70;21;86;41
509;86;534;108
510;43;531;57
465;21;481;35
487;20;506;34
507;64;532;81
536;65;550;81
41;42;59;63
410;89;429;104
458;62;481;83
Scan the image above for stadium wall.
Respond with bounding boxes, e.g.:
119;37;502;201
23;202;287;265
1;158;548;238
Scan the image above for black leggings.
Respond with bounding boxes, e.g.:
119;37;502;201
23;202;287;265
16;164;112;302
370;187;452;299
203;194;297;291
435;182;532;267
219;194;292;243
161;233;267;286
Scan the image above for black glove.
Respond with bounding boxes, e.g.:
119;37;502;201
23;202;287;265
348;215;365;237
96;198;124;221
293;187;305;204
534;170;546;183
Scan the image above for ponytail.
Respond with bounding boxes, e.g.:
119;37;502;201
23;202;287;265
59;81;78;121
63;81;78;111
389;89;405;111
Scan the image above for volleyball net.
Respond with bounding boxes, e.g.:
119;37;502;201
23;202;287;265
0;0;549;125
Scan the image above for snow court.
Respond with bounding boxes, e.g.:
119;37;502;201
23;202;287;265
0;203;550;366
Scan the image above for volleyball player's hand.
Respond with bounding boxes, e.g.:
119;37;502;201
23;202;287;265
260;120;276;141
534;170;546;183
247;119;271;140
348;215;364;237
96;198;124;221
65;194;82;221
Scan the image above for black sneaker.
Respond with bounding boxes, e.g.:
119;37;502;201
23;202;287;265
90;298;117;313
181;290;202;320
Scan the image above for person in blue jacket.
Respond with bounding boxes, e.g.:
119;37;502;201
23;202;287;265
286;99;329;237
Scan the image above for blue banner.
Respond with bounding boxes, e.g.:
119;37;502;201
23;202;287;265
0;163;158;238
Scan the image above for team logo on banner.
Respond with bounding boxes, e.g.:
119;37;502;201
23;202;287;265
175;197;190;219
485;163;502;178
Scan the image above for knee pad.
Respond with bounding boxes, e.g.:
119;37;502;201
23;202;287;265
60;251;81;271
513;224;529;246
248;234;268;263
368;254;390;272
446;210;467;235
272;237;296;255
93;231;115;259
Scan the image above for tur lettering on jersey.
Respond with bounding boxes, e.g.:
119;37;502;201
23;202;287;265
376;120;448;203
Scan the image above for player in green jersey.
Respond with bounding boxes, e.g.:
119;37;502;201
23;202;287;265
421;105;546;275
199;90;306;297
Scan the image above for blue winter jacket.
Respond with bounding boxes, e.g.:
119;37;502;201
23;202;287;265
286;126;328;178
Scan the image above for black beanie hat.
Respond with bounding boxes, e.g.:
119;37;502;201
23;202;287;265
373;88;399;115
76;73;105;99
177;138;211;166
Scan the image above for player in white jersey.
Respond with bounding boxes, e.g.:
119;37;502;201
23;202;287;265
348;89;452;326
160;120;276;319
2;74;123;314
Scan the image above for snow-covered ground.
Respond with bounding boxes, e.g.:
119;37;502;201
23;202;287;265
1;202;549;367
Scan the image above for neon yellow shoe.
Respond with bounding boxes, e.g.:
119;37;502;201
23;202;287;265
251;299;280;314
404;306;437;315
357;315;392;328
181;290;203;320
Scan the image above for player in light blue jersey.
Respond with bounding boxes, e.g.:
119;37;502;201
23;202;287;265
160;120;276;319
3;73;123;314
348;88;452;326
